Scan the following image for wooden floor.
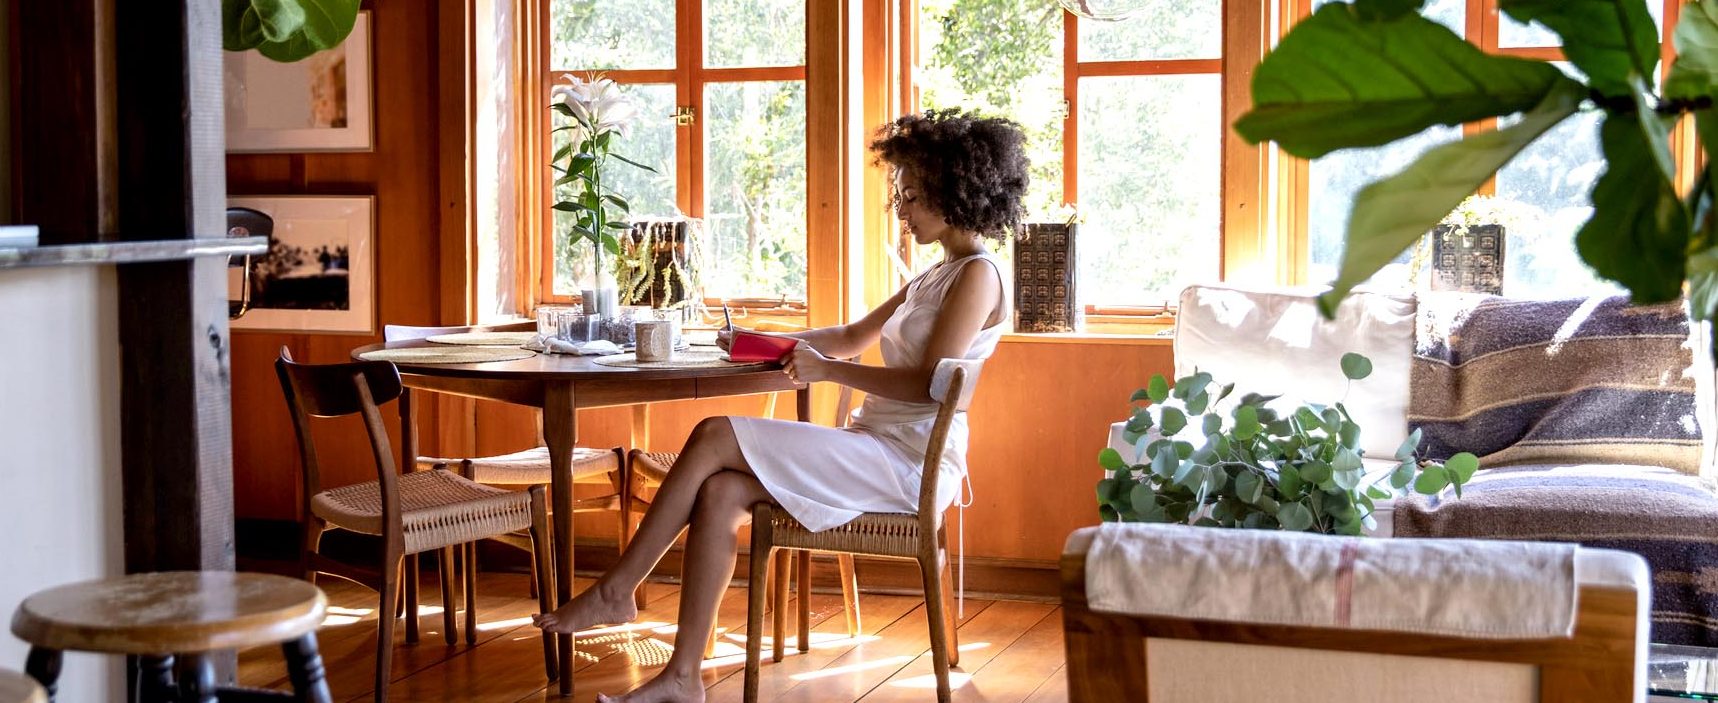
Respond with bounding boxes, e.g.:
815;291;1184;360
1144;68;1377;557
239;570;1070;702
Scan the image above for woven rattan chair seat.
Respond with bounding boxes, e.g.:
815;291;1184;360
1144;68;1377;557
629;450;678;483
311;469;533;554
417;446;618;485
768;511;923;559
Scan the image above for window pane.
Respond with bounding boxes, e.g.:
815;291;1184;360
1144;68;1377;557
703;81;807;300
551;84;678;297
1078;75;1220;305
550;0;675;70
1307;126;1462;289
704;0;804;68
1500;2;1662;48
1313;0;1463;34
917;0;1064;219
1079;0;1220;61
1493;109;1620;297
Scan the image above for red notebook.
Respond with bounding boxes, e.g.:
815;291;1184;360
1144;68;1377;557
728;331;797;363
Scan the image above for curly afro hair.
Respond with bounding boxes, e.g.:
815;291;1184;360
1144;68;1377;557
869;109;1030;239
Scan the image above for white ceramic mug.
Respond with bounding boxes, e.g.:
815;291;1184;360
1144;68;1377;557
634;319;675;362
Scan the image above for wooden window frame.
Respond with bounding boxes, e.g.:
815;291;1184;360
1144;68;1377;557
527;0;851;329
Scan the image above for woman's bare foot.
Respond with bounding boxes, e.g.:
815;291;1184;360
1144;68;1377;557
531;582;638;634
594;670;704;703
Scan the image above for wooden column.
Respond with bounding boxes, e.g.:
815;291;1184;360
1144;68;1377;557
12;0;114;243
111;0;236;574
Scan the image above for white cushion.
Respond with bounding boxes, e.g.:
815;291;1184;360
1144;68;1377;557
1175;283;1415;460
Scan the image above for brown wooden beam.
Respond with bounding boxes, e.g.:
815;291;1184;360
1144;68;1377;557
13;0;113;243
111;0;235;574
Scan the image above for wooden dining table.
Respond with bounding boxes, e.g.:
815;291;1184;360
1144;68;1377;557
351;338;807;696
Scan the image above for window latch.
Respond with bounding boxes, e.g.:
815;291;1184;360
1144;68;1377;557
1053;99;1070;121
673;106;696;126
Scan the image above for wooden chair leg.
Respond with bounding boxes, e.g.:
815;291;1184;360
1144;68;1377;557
744;505;773;703
528;486;560;682
771;548;792;662
438;547;458;645
404;553;420;645
941;556;960;667
838;554;861;638
796;550;812;653
464;542;479;645
919;554;954;703
377;555;404;703
615;455;649;610
705;620;720;659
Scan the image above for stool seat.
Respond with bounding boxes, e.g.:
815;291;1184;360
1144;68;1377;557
10;572;326;655
0;669;44;703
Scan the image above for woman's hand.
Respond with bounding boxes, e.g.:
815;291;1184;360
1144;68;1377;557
716;329;732;352
782;341;832;384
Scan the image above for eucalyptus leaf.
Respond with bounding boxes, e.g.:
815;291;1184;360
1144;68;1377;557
1340;352;1374;380
1395;427;1423;461
1187;392;1211;415
1317;82;1584;317
1390;460;1416;490
1152;449;1180;479
1498;0;1660;97
1278;502;1315;532
1130;388;1152;402
1236;3;1575;158
1577;113;1692;304
1233;405;1261;440
1445;452;1480;483
1301;460;1333;486
1147;375;1170;404
1215;383;1236;404
1237;471;1265;504
1202;414;1222;436
1414;464;1451;494
1096;479;1117;506
1338;421;1361;450
1160;407;1188;436
1099;448;1126;471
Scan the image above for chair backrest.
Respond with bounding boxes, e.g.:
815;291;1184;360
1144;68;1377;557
275;347;406;528
916;358;983;524
383;319;537;342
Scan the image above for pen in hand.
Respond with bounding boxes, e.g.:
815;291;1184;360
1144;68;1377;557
722;303;733;332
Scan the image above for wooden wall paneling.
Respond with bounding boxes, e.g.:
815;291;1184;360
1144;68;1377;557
12;0;109;244
230;0;449;520
1219;0;1272;283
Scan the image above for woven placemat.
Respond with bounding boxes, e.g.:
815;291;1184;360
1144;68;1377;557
425;331;538;346
591;348;773;369
359;346;537;364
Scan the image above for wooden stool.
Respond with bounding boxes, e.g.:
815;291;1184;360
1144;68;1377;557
9;571;331;703
0;669;45;703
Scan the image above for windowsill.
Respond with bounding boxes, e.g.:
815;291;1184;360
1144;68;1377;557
1001;332;1173;346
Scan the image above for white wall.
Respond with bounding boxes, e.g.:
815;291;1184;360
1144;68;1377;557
0;265;125;702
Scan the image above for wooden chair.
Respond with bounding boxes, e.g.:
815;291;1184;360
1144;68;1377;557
275;349;556;702
1059;526;1650;702
11;571;331;703
630;366;863;658
742;358;980;703
383;322;636;629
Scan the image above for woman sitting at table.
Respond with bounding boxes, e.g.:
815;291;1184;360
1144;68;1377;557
533;109;1025;703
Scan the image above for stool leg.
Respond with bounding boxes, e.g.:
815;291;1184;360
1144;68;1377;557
24;647;60;702
139;655;175;703
796;550;811;653
180;653;217;703
283;632;334;703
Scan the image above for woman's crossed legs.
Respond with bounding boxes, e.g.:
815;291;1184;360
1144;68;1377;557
532;416;771;703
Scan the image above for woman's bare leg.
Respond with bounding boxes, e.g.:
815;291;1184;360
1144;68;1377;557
534;416;752;633
596;470;771;703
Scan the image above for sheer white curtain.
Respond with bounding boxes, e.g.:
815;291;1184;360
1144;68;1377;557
474;0;518;321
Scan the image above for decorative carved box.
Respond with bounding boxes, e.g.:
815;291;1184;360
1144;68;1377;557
1012;222;1078;333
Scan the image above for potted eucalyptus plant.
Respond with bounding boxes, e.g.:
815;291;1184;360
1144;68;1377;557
1099;353;1477;535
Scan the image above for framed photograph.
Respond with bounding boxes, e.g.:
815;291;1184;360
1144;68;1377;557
228;196;375;335
223;11;373;153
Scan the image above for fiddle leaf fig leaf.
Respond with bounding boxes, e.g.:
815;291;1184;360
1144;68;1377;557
1236;3;1576;158
1317;82;1583;317
1668;0;1718;100
252;0;362;63
1577;113;1692;305
1498;0;1660;98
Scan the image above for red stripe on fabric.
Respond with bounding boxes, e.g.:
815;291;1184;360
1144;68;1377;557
1335;540;1358;627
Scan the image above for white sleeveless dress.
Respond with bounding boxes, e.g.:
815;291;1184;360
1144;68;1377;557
730;253;1008;532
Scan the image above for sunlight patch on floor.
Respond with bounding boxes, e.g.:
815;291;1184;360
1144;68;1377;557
957;641;990;652
575;621;672;638
723;631;879;650
888;672;974;689
788;655;915;681
476;615;535;631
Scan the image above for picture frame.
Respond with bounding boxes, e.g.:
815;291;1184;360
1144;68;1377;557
223;11;373;153
228;196;375;335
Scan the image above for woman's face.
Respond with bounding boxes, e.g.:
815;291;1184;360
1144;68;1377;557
893;169;949;245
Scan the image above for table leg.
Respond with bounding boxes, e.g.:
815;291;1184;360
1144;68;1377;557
543;380;577;698
630;403;651;452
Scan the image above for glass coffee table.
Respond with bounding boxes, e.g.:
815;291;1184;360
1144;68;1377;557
1652;644;1718;700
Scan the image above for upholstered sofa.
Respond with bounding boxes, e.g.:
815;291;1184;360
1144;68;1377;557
1104;282;1718;645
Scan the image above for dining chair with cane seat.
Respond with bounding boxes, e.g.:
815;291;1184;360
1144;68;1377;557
628;361;864;658
743;358;980;703
275;348;557;701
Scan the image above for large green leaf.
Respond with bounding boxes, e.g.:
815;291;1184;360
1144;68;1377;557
1667;0;1718;99
1236;3;1575;158
254;0;361;63
1498;0;1660;97
1577;113;1691;304
1317;82;1583;317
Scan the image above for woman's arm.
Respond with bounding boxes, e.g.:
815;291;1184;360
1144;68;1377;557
784;260;1001;404
719;282;912;359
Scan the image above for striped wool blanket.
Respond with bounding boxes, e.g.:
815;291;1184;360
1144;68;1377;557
1407;294;1702;473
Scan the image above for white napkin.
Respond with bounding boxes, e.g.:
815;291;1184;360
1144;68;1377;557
544;339;623;355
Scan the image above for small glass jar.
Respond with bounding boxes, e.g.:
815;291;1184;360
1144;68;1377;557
536;305;575;339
